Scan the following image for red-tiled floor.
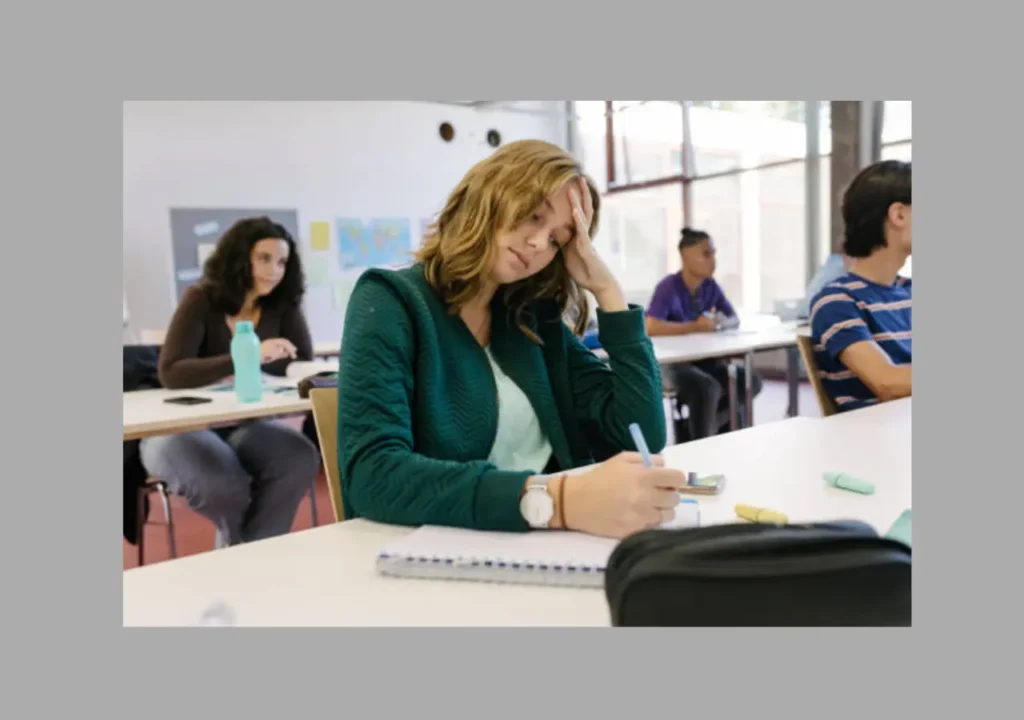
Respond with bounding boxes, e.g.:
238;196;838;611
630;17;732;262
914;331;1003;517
123;470;335;570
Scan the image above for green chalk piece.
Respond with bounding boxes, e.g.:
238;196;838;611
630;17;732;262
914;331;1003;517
823;471;876;495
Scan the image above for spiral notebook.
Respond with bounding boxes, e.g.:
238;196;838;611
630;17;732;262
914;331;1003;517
376;526;620;588
376;500;700;588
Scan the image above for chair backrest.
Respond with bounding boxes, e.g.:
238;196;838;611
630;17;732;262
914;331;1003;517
796;335;839;417
309;388;345;522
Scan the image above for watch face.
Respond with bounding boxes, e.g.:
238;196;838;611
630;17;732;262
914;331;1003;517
521;489;554;528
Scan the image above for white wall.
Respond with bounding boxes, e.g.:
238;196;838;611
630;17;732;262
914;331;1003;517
123;101;568;342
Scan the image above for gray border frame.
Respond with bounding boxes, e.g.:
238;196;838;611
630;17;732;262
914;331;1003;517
4;6;1006;714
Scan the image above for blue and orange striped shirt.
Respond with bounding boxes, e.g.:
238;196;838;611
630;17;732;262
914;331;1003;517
809;272;912;412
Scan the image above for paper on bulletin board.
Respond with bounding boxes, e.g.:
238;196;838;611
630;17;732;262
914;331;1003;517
194;221;221;238
310;221;331;251
306;255;331;287
197;243;216;269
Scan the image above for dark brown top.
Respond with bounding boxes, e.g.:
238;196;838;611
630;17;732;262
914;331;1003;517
158;284;314;389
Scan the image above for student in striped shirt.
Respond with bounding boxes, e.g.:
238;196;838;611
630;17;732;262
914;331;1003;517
810;160;911;412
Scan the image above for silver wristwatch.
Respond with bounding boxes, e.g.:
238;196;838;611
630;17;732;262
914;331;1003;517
519;475;556;529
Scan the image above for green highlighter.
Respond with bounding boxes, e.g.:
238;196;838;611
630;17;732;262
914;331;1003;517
823;471;876;495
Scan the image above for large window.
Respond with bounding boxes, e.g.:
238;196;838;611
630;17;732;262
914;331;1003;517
690;174;743;306
882;101;912;144
573;100;907;313
688;102;811;311
596;183;681;300
756;162;808;311
882;142;912;161
612;101;684;185
881;100;912;165
574;101;610;194
689;101;808;176
882;101;911;277
820;153;835;264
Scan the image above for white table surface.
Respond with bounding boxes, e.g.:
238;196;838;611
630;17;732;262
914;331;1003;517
313;340;341;358
313;319;803;365
123;405;911;627
122;376;310;441
647;323;802;365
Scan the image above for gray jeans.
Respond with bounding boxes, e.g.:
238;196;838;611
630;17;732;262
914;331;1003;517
140;421;320;548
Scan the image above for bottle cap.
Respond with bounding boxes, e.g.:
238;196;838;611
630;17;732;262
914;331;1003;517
235;321;254;333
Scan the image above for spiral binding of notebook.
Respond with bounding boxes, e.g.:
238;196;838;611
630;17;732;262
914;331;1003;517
375;525;621;589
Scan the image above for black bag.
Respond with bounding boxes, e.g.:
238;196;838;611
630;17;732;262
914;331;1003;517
123;345;162;546
297;371;338;399
605;520;911;627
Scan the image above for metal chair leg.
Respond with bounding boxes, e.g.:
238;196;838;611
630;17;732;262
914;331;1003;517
136;486;147;566
155;481;178;559
727;362;739;431
309;481;319;526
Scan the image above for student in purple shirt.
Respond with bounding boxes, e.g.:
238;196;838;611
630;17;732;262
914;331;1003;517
645;228;762;440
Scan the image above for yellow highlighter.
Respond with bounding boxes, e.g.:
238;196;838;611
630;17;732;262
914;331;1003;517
735;504;788;525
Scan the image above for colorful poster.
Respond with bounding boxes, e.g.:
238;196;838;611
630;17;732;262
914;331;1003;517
310;221;331;251
336;217;411;270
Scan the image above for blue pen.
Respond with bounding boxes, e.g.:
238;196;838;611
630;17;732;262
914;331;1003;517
628;423;653;468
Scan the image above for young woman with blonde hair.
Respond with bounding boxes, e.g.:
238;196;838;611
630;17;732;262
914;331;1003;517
337;139;686;539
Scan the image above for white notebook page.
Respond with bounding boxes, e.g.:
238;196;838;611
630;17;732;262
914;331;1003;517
379;525;620;570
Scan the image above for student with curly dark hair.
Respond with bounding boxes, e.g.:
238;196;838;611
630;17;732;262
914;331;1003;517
141;217;320;548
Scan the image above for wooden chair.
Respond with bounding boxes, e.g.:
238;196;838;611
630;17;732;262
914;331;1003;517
796;334;839;417
309;388;345;522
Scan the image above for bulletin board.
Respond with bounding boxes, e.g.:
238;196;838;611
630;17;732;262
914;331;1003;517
168;208;301;300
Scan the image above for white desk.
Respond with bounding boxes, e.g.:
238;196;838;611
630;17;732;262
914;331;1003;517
123;410;911;627
660;411;910;530
123;379;310;441
646;323;802;365
820;397;911;431
313;340;341;358
602;322;804;429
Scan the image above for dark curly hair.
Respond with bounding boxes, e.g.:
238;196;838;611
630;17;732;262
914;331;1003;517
842;160;912;258
200;216;306;315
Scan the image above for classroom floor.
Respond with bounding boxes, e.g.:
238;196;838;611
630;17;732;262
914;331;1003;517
122;380;821;570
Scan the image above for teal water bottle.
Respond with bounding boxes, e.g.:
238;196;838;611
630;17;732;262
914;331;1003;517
231;321;263;403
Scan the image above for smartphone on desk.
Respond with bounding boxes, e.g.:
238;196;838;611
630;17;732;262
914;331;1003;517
164;396;213;405
679;474;726;496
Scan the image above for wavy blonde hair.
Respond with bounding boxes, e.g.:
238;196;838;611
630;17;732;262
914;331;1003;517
416;139;600;342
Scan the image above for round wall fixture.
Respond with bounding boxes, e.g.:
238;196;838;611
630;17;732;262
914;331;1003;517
486;129;501;147
439;122;455;142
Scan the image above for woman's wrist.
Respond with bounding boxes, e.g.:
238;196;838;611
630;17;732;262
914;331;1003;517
548;473;567;529
559;472;580;531
593;284;627;313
